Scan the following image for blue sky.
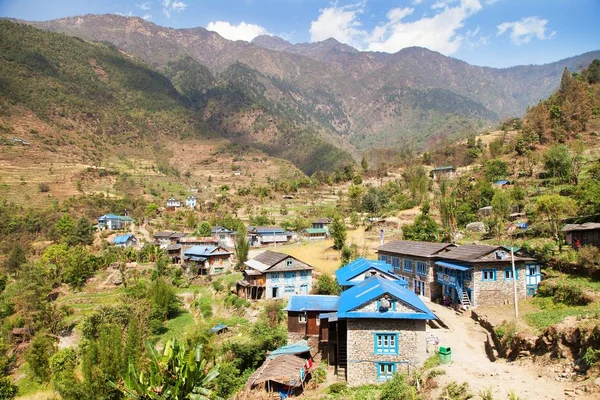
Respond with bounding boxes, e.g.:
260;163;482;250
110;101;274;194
1;0;598;68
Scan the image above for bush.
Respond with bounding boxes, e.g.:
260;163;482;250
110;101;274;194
494;320;517;346
312;363;327;384
536;281;592;306
379;372;420;400
38;182;50;193
327;382;347;393
578;245;600;277
25;335;55;382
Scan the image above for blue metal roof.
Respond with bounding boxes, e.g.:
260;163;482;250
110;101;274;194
435;261;472;271
210;324;228;333
336;257;407;287
184;245;217;257
495;180;509;185
99;214;133;221
336;276;436;320
267;340;311;360
113;234;134;244
284;295;339;312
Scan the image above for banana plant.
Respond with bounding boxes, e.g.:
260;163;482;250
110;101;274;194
111;338;219;399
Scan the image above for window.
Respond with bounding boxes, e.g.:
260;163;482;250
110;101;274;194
285;285;295;293
464;270;472;281
403;259;413;273
392;257;400;271
377;362;396;380
286;259;294;268
414;279;426;296
482;269;496;282
271;272;280;282
298;313;307;323
284;272;295;281
378;255;388;263
504;267;518;280
377;298;397;311
219;234;226;240
300;270;310;280
374;333;398;354
416;261;427;276
214;267;223;274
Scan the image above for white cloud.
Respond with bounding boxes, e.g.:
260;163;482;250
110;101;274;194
206;21;269;42
162;0;187;18
136;2;151;11
116;11;134;17
412;0;423;4
142;14;152;20
497;16;555;45
309;0;484;56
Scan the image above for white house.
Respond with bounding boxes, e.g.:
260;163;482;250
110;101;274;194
166;198;182;208
186;195;197;208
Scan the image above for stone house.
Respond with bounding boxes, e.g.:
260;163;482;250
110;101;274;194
431;166;455;180
113;234;137;248
237;251;313;299
336;257;409;290
182;245;232;275
312;218;333;230
321;276;435;385
247;226;291;246
377;241;455;301
377;241;543;307
211;226;237;248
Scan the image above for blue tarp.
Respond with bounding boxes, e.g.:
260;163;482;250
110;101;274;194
210;324;228;333
435;261;472;271
267;340;311;360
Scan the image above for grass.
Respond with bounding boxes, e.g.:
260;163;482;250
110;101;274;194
157;310;195;346
524;298;600;331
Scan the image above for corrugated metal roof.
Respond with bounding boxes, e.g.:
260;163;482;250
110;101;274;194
377;241;454;257
313;218;332;224
113;234;134;244
210;324;227;333
437;244;499;261
284;295;339;312
154;231;174;238
211;226;234;234
336;257;407;287
435;261;472;271
248;226;286;234
337;276;436;320
183;245;231;257
432;166;455;171
252;251;290;267
267;340;311;359
562;223;600;232
305;228;328;234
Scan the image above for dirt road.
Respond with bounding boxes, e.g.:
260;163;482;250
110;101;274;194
428;303;588;399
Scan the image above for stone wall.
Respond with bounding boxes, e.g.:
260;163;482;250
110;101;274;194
378;252;437;301
346;319;427;386
472;263;527;307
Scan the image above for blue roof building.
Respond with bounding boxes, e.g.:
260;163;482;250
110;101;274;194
113;234;137;248
183;245;232;275
336;257;408;289
98;214;133;230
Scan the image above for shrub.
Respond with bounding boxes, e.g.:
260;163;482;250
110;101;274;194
25;335;55;382
312;363;327;384
578;245;600;277
494;320;517;346
583;347;600;368
423;353;440;369
38;182;50;192
379;372;420;400
327;382;347;393
440;381;472;400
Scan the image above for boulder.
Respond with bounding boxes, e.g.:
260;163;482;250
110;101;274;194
466;222;487;233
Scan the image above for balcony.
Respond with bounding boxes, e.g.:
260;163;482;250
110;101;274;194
437;272;457;288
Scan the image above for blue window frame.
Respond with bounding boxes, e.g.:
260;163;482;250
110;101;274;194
416;261;427;276
482;269;496;281
392;257;400;270
503;267;518;281
377;362;396;380
464;270;473;281
284;272;295;281
284;285;295;293
271;272;280;282
403;259;413;273
374;333;399;354
300;270;309;280
377;298;397;311
378;255;388;263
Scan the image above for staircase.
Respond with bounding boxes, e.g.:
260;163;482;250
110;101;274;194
460;289;471;307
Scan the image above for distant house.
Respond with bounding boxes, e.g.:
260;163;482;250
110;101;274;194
478;206;493;218
284;295;339;339
237;251;314;299
247;226;291;246
178;236;218;248
377;240;543;307
98;214;133;230
494;180;512;188
312;218;333;230
322;276;435;385
431;166;455;180
113;234;138;248
562;223;600;249
211;226;237;248
186;195;197;208
303;228;328;240
166;198;182;209
166;244;182;263
336;257;409;290
183;245;232;275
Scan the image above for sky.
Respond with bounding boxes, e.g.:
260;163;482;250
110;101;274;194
0;0;599;68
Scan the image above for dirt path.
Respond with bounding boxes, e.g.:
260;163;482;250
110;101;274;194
428;303;586;399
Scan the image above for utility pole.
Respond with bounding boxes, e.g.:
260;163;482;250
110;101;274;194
508;226;519;319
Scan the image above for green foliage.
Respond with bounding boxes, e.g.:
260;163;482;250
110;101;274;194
0;339;17;399
440;381;472;400
484;159;509;182
535;195;577;246
582;347;600;368
330;218;347;250
113;339;219;399
234;227;249;271
49;348;84;400
195;221;212;237
494;321;517;346
423;353;440;370
578;246;600;277
340;243;360;268
148;278;180;323
491;190;511;221
403;213;441;242
81;324;125;399
327;382;348;393
313;274;341;295
535;281;591;306
25;334;55;382
543;144;572;183
3;245;26;274
379;372;421;400
312;362;327;384
583;59;600;84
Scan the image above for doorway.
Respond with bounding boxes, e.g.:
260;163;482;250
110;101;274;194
272;287;279;298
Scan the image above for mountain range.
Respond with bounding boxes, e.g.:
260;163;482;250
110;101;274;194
5;14;600;172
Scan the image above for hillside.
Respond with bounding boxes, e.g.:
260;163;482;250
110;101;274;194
0;20;348;189
21;14;600;152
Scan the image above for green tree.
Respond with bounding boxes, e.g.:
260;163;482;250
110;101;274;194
340;244;359;267
536;195;577;248
0;339;17;399
113;339;218;399
81;324;124;399
234;227;249;271
347;184;365;211
55;215;75;243
196;221;212;237
585;59;600;84
3;245;26;274
360;156;369;172
25;335;55;382
403;214;441;242
74;217;94;246
312;274;340;295
61;245;94;288
123;315;143;369
438;179;457;241
329;218;347;250
491;190;511;222
484;159;509;182
543;144;572;184
362;187;381;215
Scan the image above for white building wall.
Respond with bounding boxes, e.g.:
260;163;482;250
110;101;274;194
265;271;312;299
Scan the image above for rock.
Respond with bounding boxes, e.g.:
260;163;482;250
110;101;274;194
594;377;600;386
466;222;487;232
